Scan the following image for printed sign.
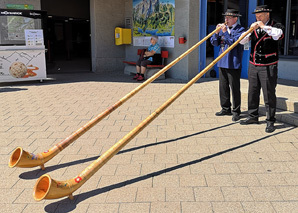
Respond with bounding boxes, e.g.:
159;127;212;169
0;47;47;82
6;4;34;10
133;36;174;48
25;29;44;46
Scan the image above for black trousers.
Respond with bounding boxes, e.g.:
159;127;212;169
136;58;152;67
219;68;241;115
247;63;278;122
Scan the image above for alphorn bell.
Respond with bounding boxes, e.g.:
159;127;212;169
8;26;222;171
33;27;254;201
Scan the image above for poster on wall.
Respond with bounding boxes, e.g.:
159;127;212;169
133;0;175;48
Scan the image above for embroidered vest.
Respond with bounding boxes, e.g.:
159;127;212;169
249;20;284;66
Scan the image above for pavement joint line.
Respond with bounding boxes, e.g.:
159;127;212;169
1;72;297;212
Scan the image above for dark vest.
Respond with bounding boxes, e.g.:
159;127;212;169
250;19;284;66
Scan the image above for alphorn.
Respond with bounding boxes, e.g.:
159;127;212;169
33;27;254;201
8;27;222;171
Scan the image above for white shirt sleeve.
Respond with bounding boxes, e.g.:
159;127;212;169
263;26;283;40
240;31;251;44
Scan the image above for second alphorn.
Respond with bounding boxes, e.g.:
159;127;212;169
33;27;254;201
9;26;221;170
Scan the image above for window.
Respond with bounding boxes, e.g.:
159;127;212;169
260;0;298;56
288;0;298;56
206;0;246;57
207;0;224;26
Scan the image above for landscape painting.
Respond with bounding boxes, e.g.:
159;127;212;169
133;0;175;37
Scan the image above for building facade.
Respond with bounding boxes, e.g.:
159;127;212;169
1;0;297;81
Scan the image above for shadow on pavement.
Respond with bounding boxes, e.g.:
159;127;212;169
19;156;99;180
44;126;296;212
0;87;28;93
278;78;298;88
0;70;219;87
19;123;236;180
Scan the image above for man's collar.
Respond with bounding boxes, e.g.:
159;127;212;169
264;18;270;26
228;23;238;31
231;23;238;29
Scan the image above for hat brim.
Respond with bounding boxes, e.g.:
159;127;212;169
222;13;242;17
252;9;272;14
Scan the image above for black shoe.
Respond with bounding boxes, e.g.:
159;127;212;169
215;110;232;116
240;117;259;125
232;114;240;122
265;122;275;133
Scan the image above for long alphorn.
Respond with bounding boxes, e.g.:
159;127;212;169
8;27;221;171
33;27;254;201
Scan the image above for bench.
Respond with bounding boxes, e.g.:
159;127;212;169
123;49;169;80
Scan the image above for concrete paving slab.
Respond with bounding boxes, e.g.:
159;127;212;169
1;71;297;212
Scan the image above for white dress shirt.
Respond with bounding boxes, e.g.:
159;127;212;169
227;23;238;34
240;21;283;44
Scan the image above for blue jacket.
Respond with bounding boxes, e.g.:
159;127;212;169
210;24;245;69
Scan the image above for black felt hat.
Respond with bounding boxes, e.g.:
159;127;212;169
252;5;272;14
222;9;242;17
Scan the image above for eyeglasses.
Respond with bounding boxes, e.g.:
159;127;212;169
225;16;235;20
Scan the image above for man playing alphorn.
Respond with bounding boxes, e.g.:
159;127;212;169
211;9;245;122
240;5;284;133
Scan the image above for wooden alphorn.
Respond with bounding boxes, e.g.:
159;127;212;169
33;27;254;201
9;26;221;170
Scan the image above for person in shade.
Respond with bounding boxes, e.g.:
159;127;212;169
133;35;161;81
210;9;245;122
239;5;284;133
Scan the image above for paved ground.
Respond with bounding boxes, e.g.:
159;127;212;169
1;70;298;213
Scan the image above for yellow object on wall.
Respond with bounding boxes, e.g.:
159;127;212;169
115;27;132;45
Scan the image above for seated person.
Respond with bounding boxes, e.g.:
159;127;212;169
133;35;161;81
